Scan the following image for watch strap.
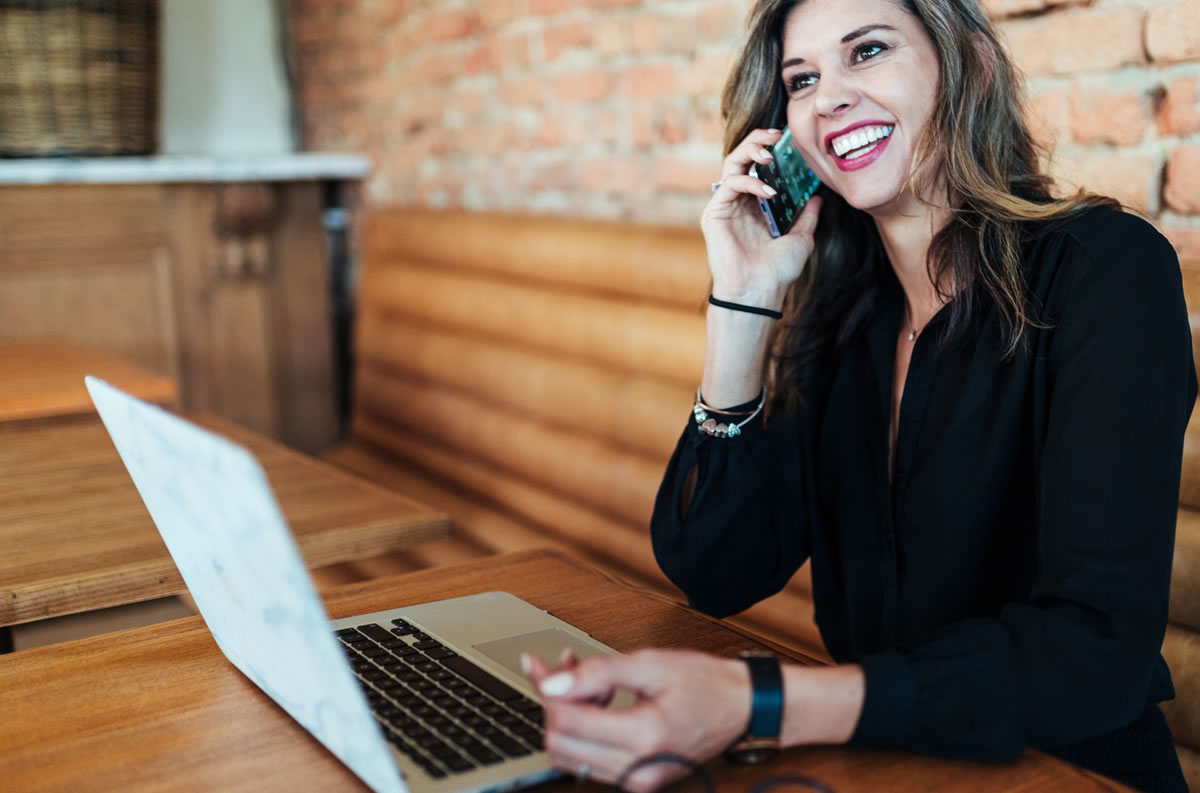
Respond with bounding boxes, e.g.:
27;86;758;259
742;653;784;739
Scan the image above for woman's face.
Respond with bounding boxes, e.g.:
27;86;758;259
780;0;941;216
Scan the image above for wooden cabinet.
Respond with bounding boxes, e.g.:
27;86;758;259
0;180;341;453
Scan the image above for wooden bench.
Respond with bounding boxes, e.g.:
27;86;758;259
320;208;1200;788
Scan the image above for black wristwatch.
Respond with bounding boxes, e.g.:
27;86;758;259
724;650;784;764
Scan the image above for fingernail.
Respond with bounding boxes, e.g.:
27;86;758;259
763;185;777;196
520;652;532;677
558;647;576;665
759;148;773;159
767;128;780;134
540;672;574;697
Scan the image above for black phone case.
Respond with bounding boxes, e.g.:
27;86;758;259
750;128;821;237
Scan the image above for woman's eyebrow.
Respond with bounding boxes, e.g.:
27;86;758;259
841;23;897;43
781;23;899;69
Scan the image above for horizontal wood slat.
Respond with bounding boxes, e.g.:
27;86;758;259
1176;742;1199;793
324;443;830;661
359;263;705;385
354;368;665;528
1173;508;1200;633
356;311;692;460
365;209;710;308
1161;625;1200;752
1179;265;1200;508
349;418;668;584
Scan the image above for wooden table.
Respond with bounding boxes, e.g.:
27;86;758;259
0;412;450;629
0;337;179;423
0;550;1129;792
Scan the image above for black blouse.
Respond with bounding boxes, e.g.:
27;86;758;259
650;207;1195;793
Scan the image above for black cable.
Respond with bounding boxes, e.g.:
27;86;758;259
610;753;836;793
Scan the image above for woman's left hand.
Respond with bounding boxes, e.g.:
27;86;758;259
521;648;751;793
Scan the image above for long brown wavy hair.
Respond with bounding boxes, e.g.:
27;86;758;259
722;0;1117;409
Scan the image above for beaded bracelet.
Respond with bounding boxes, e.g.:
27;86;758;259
693;386;766;438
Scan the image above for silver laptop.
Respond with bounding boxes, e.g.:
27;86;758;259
86;377;623;793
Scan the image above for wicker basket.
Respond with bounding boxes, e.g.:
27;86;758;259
0;0;159;157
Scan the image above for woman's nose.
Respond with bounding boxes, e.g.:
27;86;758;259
813;77;860;117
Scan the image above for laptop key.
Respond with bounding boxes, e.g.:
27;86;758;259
440;657;522;701
412;631;432;641
489;734;533;758
413;640;443;651
513;727;543;748
425;648;457;660
509;697;541;713
336;628;360;638
446;756;476;774
414;754;448;775
357;624;394;643
459;740;503;765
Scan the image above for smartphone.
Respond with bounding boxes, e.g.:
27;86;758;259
748;127;821;237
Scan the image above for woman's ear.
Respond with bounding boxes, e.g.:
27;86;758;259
971;32;998;92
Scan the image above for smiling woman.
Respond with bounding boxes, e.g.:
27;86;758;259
518;2;1196;793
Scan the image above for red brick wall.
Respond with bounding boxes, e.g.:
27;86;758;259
288;0;1200;258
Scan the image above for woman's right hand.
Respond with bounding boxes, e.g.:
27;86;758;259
701;128;823;309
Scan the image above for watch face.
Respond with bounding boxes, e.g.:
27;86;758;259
725;738;782;766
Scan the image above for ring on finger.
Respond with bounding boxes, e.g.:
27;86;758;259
711;180;723;193
576;763;592;785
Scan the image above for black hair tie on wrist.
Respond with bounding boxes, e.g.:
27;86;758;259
708;295;783;320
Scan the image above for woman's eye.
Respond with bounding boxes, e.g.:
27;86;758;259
852;41;887;63
786;72;818;92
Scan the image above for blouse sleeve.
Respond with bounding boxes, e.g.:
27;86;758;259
850;219;1197;759
650;401;812;618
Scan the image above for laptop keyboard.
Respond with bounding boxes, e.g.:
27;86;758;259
336;619;545;779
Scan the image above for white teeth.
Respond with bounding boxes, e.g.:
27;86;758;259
831;124;894;157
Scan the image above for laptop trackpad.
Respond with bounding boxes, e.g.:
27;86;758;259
475;629;636;708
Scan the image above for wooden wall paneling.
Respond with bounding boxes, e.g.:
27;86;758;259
351;415;669;582
356;310;693;460
151;247;183;389
268;182;337;453
366;209;711;308
163;184;219;415
0;184;178;377
207;279;281;437
353;370;665;528
0;185;165;268
360;264;706;385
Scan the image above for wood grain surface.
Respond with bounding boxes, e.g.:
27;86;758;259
0;337;179;423
0;550;1131;793
0;413;449;626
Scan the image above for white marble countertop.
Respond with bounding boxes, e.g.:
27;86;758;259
0;152;370;185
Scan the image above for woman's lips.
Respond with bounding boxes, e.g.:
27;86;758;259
832;132;892;172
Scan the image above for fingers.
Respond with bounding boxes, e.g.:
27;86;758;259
520;648;579;687
537;652;668;704
786;192;824;239
543;731;687;793
710;172;777;206
722;128;784;178
546;699;659;749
